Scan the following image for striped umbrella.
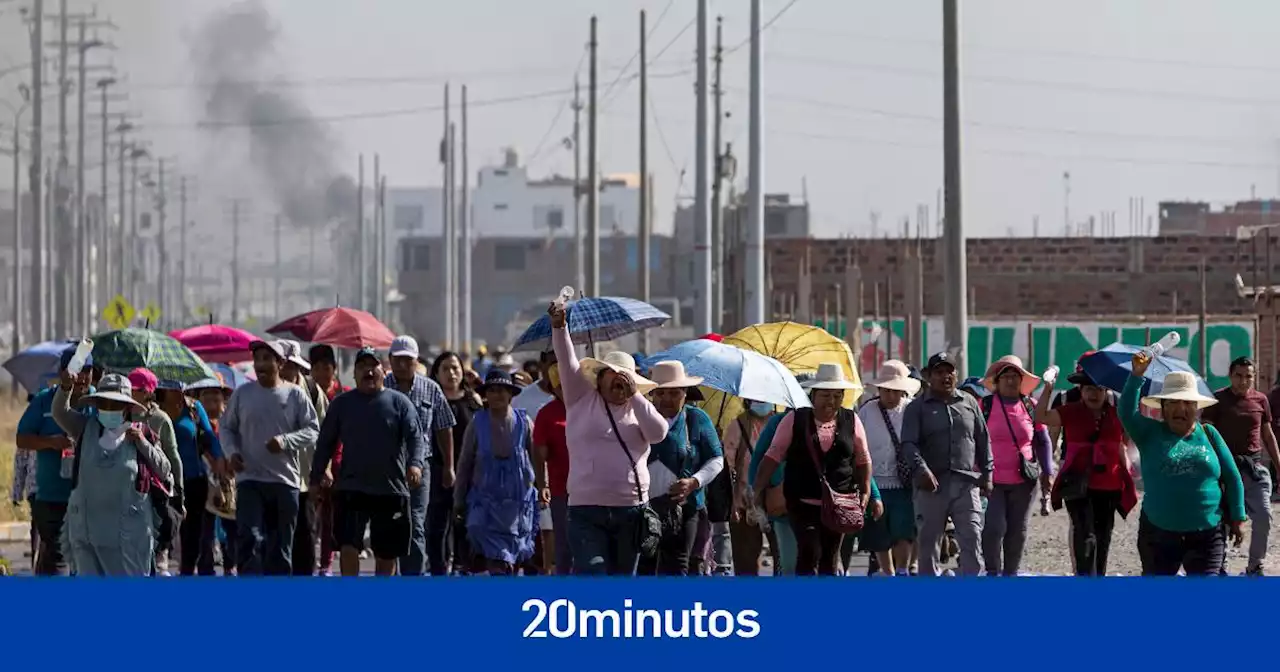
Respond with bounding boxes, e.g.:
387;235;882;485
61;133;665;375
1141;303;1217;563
89;327;215;384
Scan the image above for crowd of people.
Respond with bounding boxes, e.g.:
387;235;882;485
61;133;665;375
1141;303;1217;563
7;304;1277;576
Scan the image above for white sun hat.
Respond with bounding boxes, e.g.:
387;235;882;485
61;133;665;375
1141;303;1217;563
869;359;921;395
1140;371;1218;410
801;362;861;391
579;350;658;395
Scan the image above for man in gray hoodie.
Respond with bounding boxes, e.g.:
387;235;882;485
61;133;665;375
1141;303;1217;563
221;340;320;576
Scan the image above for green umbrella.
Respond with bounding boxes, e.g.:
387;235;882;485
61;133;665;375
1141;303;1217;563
90;327;215;383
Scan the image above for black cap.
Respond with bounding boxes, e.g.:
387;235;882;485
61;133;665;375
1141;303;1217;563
354;346;379;366
477;369;522;395
1066;371;1096;386
926;352;955;371
309;344;337;365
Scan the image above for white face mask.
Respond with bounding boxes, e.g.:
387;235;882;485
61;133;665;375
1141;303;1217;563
749;402;774;416
99;410;126;430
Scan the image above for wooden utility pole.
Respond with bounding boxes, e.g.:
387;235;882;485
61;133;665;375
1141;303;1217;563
638;10;651;353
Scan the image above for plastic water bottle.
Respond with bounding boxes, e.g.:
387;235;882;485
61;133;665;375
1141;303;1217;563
66;338;94;377
1142;331;1181;359
1042;365;1060;384
554;285;575;310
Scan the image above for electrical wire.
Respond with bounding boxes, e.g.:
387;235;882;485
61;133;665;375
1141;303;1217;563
647;88;686;196
526;46;590;166
725;0;801;54
598;0;676;106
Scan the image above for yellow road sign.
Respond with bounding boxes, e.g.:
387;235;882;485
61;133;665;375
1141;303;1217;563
102;295;135;330
139;302;162;326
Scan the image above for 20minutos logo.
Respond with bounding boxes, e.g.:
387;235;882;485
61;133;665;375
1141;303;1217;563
522;599;761;639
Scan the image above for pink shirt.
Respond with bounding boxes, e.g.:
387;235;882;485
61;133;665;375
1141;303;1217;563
765;411;871;506
987;396;1038;485
552;326;669;507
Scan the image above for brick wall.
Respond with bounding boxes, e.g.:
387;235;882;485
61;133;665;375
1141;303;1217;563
723;235;1277;330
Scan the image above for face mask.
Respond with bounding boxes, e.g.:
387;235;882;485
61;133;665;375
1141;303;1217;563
546;363;560;390
99;410;126;430
749;401;774;416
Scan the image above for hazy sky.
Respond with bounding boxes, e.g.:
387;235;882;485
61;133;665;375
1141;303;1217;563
5;0;1280;241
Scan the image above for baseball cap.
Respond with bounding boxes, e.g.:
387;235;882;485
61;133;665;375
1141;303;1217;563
309;344;337;365
278;339;311;372
926;351;955;371
354;346;380;366
250;340;288;361
127;368;159;394
390;335;420;359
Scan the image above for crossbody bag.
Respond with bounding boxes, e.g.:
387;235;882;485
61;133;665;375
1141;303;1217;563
983;395;1042;483
602;396;662;559
804;417;865;534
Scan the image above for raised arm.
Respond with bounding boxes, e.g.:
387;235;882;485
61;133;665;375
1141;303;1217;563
1118;374;1160;446
50;385;88;439
549;305;588;405
1035;380;1062;429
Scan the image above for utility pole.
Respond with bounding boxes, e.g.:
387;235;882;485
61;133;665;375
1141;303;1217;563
128;146;141;303
356;153;365;312
179;176;187;321
273;213;281;319
448;123;458;346
745;0;766;327
461;84;472;351
710;15;724;331
942;0;968;375
376;175;386;321
572;76;584;294
230;200;241;324
692;0;711;334
587;16;600;297
96;77;115;308
114;123;128;299
29;0;46;342
372;153;381;317
156;158;167;327
10;94;28;355
441;84;453;346
52;0;70;338
638;10;651;353
74;16;87;334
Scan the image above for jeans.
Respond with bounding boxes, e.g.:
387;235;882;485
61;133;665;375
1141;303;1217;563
1065;488;1120;576
32;500;68;576
1243;466;1272;571
399;479;430;576
550;495;573;575
291;490;317;575
982;480;1036;576
567;504;643;576
1138;513;1224;576
235;481;300;576
425;458;454;575
180;479;217;576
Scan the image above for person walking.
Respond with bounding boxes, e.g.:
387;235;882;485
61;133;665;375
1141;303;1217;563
979;355;1054;576
311;347;426;576
386;336;456;576
156;379;225;576
901;352;992;577
754;363;874;576
858;360;921;576
127;370;182;576
1123;353;1246;575
724;398;778;576
549;301;667;576
277;341;326;576
10;424;38;563
641;361;724;576
1036;367;1136;576
52;373;173;576
530;350;572;574
220;340;320;576
429;350;481;574
188;375;239;575
453;369;541;575
1197;356;1277;575
309;344;349;575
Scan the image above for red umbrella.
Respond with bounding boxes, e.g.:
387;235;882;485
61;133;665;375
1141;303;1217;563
699;332;724;342
267;307;396;349
169;324;259;364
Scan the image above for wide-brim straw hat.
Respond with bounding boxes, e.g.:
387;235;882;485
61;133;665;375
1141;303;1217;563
579;351;658;395
870;359;921;395
801;362;861;391
647;360;705;401
983;355;1041;396
1140;371;1218;410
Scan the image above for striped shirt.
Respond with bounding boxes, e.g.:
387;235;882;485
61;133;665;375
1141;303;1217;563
386;372;456;459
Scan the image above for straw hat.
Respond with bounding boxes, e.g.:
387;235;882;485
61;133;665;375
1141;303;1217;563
870;359;921;395
982;355;1041;396
801;362;861;391
579;351;658;395
1140;371;1218;410
647;360;705;401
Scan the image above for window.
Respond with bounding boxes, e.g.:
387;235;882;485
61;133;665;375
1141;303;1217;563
494;203;509;211
766;211;787;236
545;207;564;232
394;204;425;231
494;243;526;271
399;241;430;271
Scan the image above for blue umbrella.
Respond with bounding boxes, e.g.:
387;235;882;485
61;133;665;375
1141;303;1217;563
2;340;78;394
1079;343;1213;398
642;339;811;409
510;296;670;353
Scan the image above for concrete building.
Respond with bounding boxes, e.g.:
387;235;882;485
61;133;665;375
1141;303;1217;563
1159;199;1280;236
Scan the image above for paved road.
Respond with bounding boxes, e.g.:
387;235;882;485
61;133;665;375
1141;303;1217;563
0;540;381;576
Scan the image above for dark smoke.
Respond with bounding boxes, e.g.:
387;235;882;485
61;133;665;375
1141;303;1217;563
190;0;355;225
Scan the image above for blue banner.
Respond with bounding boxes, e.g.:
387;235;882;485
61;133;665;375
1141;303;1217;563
11;578;1270;669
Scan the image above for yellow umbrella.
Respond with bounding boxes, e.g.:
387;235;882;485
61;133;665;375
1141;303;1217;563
697;321;863;433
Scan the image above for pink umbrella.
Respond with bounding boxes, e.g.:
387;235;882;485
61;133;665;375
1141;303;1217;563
169;324;259;364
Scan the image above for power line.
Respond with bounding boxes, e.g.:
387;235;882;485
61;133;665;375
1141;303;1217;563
726;0;801;54
647;88;685;197
526;46;590;166
598;0;676;108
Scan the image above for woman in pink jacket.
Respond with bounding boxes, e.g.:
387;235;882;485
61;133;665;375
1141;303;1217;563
548;302;668;576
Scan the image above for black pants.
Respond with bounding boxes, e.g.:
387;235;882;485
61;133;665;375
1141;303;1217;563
1065;488;1121;577
425;456;454;575
789;501;844;576
1138;513;1225;576
220;518;238;574
638;497;701;576
32;500;68;576
180;479;217;576
291;491;317;576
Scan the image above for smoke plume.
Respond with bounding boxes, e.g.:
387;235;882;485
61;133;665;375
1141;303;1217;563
189;0;354;226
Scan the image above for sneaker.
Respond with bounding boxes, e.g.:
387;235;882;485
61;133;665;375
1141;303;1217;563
942;569;956;577
1246;565;1265;577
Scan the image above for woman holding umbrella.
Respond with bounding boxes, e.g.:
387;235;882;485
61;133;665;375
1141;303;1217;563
1123;352;1246;575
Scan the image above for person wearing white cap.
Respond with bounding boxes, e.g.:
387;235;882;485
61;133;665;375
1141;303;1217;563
1124;352;1246;576
548;302;668;576
857;360;921;576
276;339;327;576
386;334;457;576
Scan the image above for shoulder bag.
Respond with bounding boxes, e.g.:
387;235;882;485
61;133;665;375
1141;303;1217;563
602;396;662;559
804;414;865;534
877;403;913;486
